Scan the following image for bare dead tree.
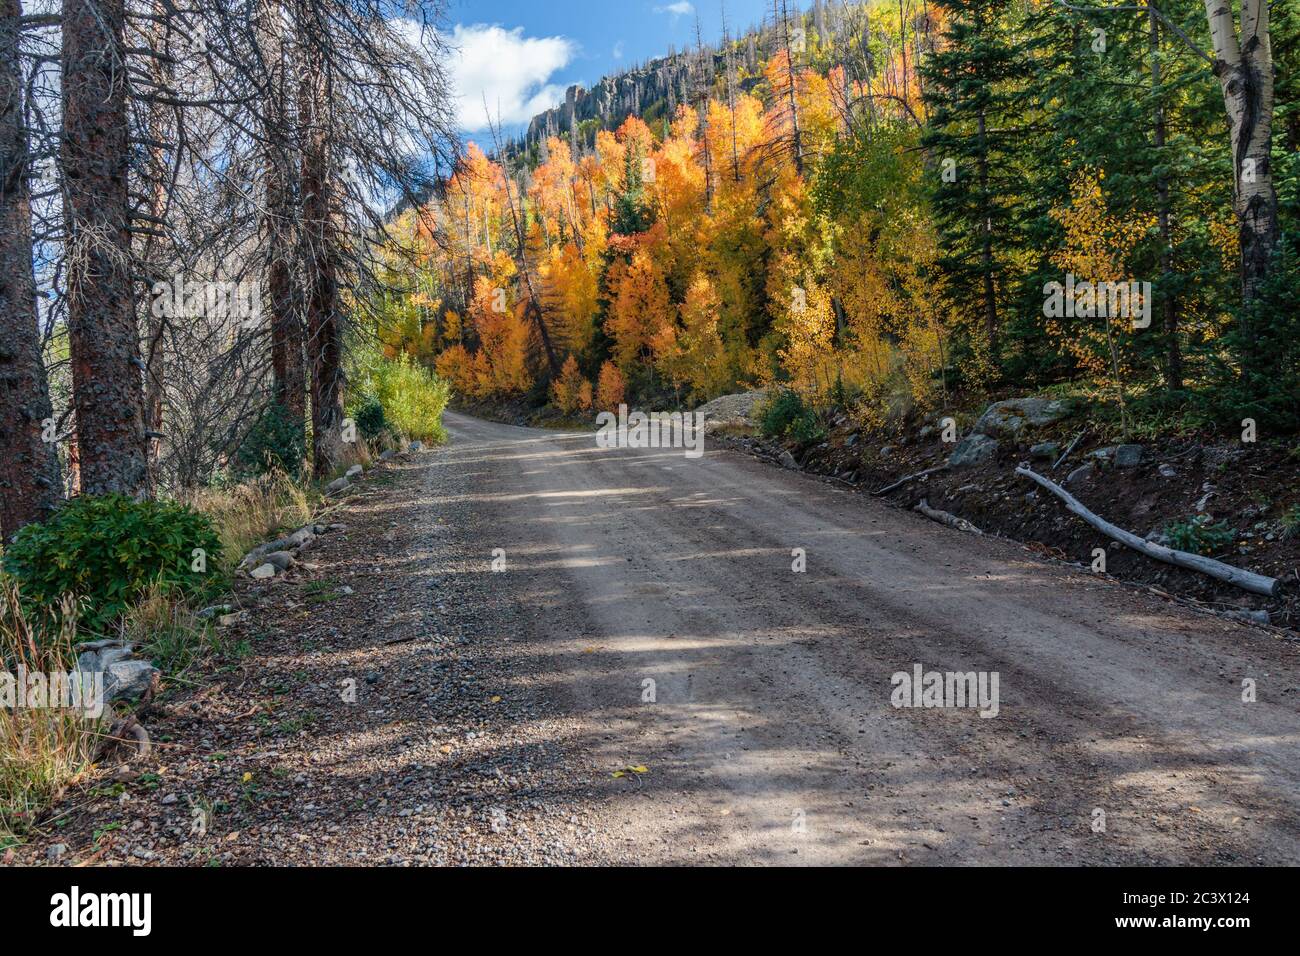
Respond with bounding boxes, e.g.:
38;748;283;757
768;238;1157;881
0;0;59;536
10;0;457;495
295;0;343;476
258;0;304;429
62;0;149;496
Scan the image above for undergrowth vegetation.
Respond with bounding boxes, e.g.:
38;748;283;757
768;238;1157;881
0;586;100;846
348;341;452;444
0;347;451;844
1;496;223;636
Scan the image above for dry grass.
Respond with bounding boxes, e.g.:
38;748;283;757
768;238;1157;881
0;584;102;847
182;470;319;569
121;582;207;678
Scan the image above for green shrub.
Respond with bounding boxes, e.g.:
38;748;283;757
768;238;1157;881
760;390;806;438
354;396;388;441
1164;515;1236;557
235;404;306;478
760;389;826;444
2;495;223;635
348;343;450;442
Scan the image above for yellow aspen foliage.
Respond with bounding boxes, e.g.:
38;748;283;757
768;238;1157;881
434;343;476;398
1048;169;1154;378
657;273;730;400
1049;169;1156;432
705;92;764;193
541;239;601;356
774;260;837;397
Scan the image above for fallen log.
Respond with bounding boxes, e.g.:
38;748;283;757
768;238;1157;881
1016;466;1281;598
874;465;949;497
914;499;983;535
1053;429;1087;471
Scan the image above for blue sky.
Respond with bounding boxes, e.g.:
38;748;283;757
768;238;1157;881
441;0;773;133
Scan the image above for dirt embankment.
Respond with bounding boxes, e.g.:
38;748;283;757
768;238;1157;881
713;397;1300;630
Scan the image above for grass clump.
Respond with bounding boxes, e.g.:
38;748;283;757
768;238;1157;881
0;585;102;846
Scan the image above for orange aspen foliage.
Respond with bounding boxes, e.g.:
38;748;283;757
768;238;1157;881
605;248;673;371
550;355;593;414
595;361;626;412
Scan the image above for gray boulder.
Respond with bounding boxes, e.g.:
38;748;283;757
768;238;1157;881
1029;441;1060;461
250;562;277;579
1066;463;1095;486
239;525;315;568
409;440;424;452
76;644;158;703
104;660;158;701
1114;444;1145;468
974;397;1072;439
325;476;350;495
261;551;296;572
345;464;364;479
948;434;999;468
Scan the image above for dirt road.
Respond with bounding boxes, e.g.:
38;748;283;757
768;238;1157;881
437;410;1300;865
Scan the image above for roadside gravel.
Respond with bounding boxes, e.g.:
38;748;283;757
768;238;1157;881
14;448;613;867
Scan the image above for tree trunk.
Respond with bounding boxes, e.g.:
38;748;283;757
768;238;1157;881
262;0;305;427
298;19;344;477
0;0;59;536
142;0;172;489
976;109;997;350
62;0;147;496
778;0;804;175
1203;0;1278;304
1150;7;1182;391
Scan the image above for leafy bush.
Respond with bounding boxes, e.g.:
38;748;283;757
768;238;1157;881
348;343;450;442
760;389;826;444
1163;515;1236;557
235;404;306;478
2;495;222;634
759;390;805;438
354;396;388;441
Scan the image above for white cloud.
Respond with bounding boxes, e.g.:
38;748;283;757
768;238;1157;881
654;2;694;16
613;40;625;60
447;23;576;132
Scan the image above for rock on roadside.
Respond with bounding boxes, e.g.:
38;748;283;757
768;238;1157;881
974;397;1073;439
949;434;1000;468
